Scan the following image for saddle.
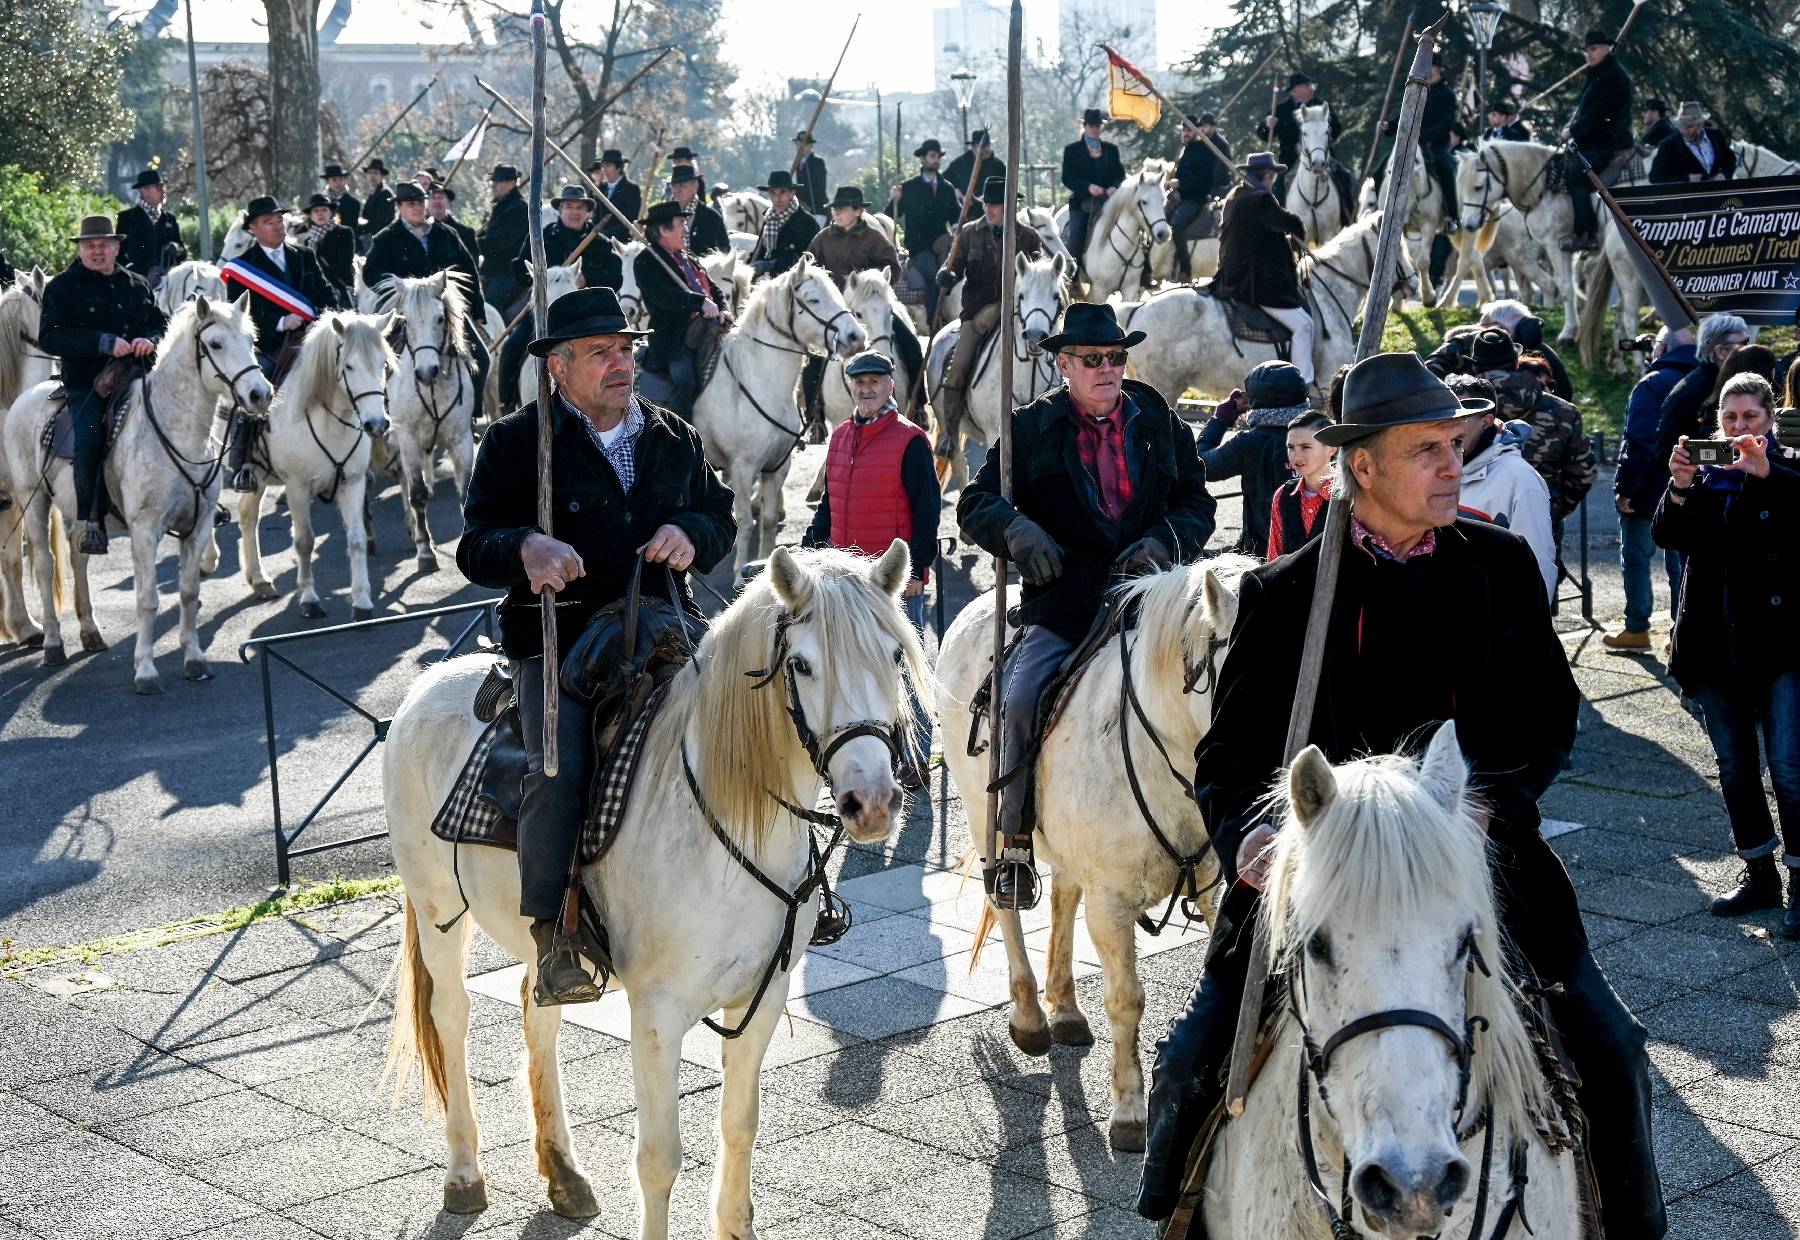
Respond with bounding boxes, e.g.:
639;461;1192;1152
1201;287;1293;351
1168;196;1220;243
41;363;138;464
685;315;726;391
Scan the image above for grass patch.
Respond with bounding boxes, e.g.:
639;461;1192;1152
0;873;404;978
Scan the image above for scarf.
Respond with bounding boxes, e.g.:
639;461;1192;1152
760;199;797;256
139;196;161;223
302;221;330;249
1243;400;1309;430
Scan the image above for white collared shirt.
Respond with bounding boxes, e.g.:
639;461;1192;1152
260;243;286;272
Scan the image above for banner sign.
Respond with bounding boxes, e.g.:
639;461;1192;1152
1610;175;1800;324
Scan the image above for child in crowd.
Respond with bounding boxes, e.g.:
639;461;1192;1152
1265;410;1336;560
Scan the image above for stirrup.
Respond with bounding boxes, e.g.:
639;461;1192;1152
77;522;108;556
984;842;1041;912
531;935;602;1007
230;466;257;493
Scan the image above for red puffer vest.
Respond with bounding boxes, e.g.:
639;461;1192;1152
825;408;929;583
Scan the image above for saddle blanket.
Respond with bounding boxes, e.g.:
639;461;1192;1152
40;385;134;463
430;679;671;863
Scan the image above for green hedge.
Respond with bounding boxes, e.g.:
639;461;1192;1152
0;165;118;274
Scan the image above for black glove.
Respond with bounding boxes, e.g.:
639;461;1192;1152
1211;388;1245;427
936;267;958;289
1115;536;1172;576
1004;515;1064;586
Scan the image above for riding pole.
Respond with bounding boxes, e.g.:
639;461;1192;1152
1101;45;1252;189
526;2;559;777
557;47;675;147
442;100;497;191
347;74;439;181
1523;0;1649;110
983;0;1023;902
1361;12;1413;184
791;16;862;181
1222;13;1450;1122
1218;46;1282;120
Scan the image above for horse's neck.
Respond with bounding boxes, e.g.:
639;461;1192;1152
1502;146;1552;208
280;349;357;440
726;296;809;390
142;344;216;448
1088;186;1135;259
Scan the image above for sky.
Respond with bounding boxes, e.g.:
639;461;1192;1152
719;0;1233;98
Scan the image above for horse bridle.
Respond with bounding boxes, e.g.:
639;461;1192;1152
1099;181;1167;267
397;313;464;434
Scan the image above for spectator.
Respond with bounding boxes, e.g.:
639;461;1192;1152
1710;343;1777;406
1653;372;1800;938
1773;305;1799;399
1657;313;1750;467
1451;373;1557;598
1608;324;1696;650
1265;409;1336;560
1196;360;1310;557
1480;298;1573;399
1423;322;1483;378
1470;328;1596;531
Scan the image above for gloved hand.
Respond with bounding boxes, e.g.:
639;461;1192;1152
277;313;304;332
1115;536;1171;576
936;268;958;289
1004;515;1064;586
1211;388;1245;427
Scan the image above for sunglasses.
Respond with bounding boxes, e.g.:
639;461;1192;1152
1064;350;1130;369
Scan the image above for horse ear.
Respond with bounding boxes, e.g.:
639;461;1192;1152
233;286;251;308
1015;250;1030;276
377;310;397;336
1288;745;1337;828
1200;566;1237;636
431;269;448;292
1418;720;1468;814
524;260;537;281
1052;251;1069;282
767;546;814;611
872;538;910;598
194;294;211;319
331;315;346;336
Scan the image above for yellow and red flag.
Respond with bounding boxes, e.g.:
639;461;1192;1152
1105;45;1161;131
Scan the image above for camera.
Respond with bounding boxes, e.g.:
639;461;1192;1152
1688;439;1734;465
1618;334;1656;354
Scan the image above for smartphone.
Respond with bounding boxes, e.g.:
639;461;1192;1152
1688;439;1733;465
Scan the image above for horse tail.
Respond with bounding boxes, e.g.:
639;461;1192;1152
383;895;450;1114
1475;216;1500;252
49;506;70;610
1576;257;1614;370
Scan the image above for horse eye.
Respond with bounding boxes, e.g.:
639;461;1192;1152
1306;931;1334;967
790;655;813;677
1455;929;1474;962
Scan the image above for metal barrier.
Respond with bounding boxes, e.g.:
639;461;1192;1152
238;598;500;890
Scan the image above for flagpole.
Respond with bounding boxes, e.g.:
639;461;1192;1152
526;1;559;777
1219;46;1281;119
346;74;439;182
1575;148;1697;329
1362;13;1413;184
792;16;862;184
1523;0;1649;110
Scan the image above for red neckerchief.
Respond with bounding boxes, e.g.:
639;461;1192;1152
1073;395;1132;521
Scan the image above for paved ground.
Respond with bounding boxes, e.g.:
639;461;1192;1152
4;440;1800;1237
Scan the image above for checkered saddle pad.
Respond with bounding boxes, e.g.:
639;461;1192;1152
40;381;137;463
1208;288;1293;349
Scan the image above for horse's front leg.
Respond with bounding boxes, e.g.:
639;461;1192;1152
289;484;325;618
71;512;103;654
239;485;276;599
127;519;165;693
755;463;787;562
333;474;375;619
26;493;65;663
629;997;689;1240
727;465;757;576
1085;891;1149;1152
521;983;598;1218
1043;873;1092;1047
711;987;785;1240
176;526;210;681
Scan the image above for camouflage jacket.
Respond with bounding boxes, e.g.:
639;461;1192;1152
1480;367;1597;522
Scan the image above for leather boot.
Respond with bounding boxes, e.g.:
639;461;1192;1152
1783;866;1800;941
935;381;965;459
228;418;259;493
986;836;1041;911
1712;855;1783;917
529;917;601;1006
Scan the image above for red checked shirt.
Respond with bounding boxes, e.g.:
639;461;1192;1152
1351;514;1437;562
1073;396;1135;521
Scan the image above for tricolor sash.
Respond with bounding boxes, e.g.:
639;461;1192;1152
221;257;318;321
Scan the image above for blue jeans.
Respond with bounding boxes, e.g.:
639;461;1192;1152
903;592;932;767
1619;512;1683;632
1691;672;1800;863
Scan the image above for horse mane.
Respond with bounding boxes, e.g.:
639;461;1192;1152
649;549;934;853
1261;746;1557;1144
735;256;803;336
1115;554;1257;693
1092;163;1164;238
379;272;468;353
280;311;393;415
1306;209;1382;266
153;299;207;370
0;279;37;406
844;268;906;326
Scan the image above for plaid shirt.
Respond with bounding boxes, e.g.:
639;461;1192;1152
567;394;643;493
1351;514;1436;561
1073;395;1135;521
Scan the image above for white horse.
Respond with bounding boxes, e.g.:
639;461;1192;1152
1120;212;1415;404
727;231;758;258
1205;723;1586;1239
1286;104;1345;247
701;249;753;319
1458;141;1584;342
1;296;271;689
514;262;585;410
926;251;1072;490
0;269;56;645
383;542;926;1237
693;254;866;573
382;272;479;572
234;311;394;619
940;557;1253;1149
1072;161;1174;301
614;238;647;328
716;189;769;237
930;207;1073;329
1732;140;1800;178
822;268;916;431
1441;201;1559;309
156;260;226;317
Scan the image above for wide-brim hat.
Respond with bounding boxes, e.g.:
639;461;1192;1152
69;215;125;243
132;168;163;189
1673;101;1711;127
670;146;699;161
914;139;944;158
1642;97;1669;114
392;183;426;203
759;170;796;191
643;200;685;229
1469;327;1520;370
551;184;595;207
303;193;332;211
969;129;991;146
1081;108;1106;127
1238;151;1287;175
598;148;628;166
489;163;521;183
1039;301;1146;354
792;130;814;143
829;185;866;209
321;164;347;179
243;194;284;223
430;182;456;201
527;286;648;356
669;163;700;185
1581;28;1614;46
979;176;1009;205
844;349;895;377
365;159;389;174
1316;352;1491;446
1288;72;1315;88
1488;98;1519;115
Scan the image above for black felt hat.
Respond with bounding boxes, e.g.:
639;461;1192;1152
643;200;685;228
669;164;700;185
392;182;426;203
243;194;284;222
1582;28;1614;46
1469;327;1520;370
550;184;594;208
1315;353;1491;446
1039;301;1146;353
1082;108;1105;126
132;168;164;189
670;145;699;161
914;139;944;158
969;129;992;146
598;148;628;166
489;163;521;183
69;215;125;242
364;159;390;174
321;163;348;179
1288;72;1315;88
527;286;648;356
759;170;795;191
303;193;332;211
829;185;866;209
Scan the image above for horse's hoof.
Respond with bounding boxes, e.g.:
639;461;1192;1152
351;606;374;621
548;1175;600;1219
252;581;278;600
22;631;44;648
80;631;107;653
298;600;326;619
183;660;212;682
417;553;439;573
1050;1013;1095;1047
1108;1118;1148;1153
43;644;66;668
134;675;164;696
1009;1021;1053;1057
441;1175;488;1214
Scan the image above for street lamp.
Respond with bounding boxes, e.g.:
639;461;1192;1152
1466;1;1503;109
950;67;977;147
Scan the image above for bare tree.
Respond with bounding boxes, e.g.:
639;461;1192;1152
172;63;344;208
263;0;323;202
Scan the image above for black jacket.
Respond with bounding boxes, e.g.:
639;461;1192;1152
116;204;182;280
1060;139;1126;211
1212;182;1305;309
360;185;397;235
457;397;736;659
1569;53;1633;152
633;245;718;373
478;190;530;293
749;208;819;279
1194;518;1584;972
944;152;1004;225
793;154;829;216
1420;80;1459;148
362;219;484;307
1195;418;1289;556
1614;344;1697;515
1649;128;1736;183
311;223;358;299
331;191;363;236
892;174;961;255
958;379;1217;642
595;177;642;242
1484;121;1532;143
1258;95;1341;168
1653;446;1800;694
440;214;481;269
512;219;623;292
232;242;340;357
39;260;167;391
1655;359;1721;469
1176;135;1231;202
686;202;731;257
1642;116;1676;149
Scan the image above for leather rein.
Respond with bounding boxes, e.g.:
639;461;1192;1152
137;321;265;538
724;275;860;471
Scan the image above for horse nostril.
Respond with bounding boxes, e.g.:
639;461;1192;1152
1434;1156;1471;1208
838;792;864;821
1352;1161;1405;1219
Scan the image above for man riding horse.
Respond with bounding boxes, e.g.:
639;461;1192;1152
456;285;736;1005
1171;114;1231;282
748;170;821;281
1213;152;1316;387
1060;109;1126;266
957;301;1216;908
1258;72;1355;219
634;200;732;422
1136;353;1666;1239
38;216;168;556
117;169;182;286
300;193;358;307
497;184;625;413
477;164;529;314
804;185;914;426
1561;28;1634;253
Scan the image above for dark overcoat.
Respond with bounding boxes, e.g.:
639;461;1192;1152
944;152;1004;224
1649;128;1737;182
1176;135;1232;202
596;177;642;242
1570;54;1634;151
39;260;167;391
793;154;829;216
892;174;961;254
331;191;363;237
1258;95;1341;169
633;245;719;373
958;379;1217;642
362;219;483;307
312;223;358;298
686;202;731;257
512;219;624;292
116;205;182;280
749;209;820;279
1060;139;1126;212
231;242;339;356
478;189;530;304
360;185;397;235
1211;182;1305;308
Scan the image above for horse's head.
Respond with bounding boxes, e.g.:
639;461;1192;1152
187;294;272;414
786;255;866;359
841;269;899;351
330;312;396;435
1131;163;1173;245
528;259;585;304
760;541;925;842
1021;207;1073;264
1298;104;1332;173
702;251;752;318
613;239;645;327
1016;252;1070;354
389;271;466;384
1460;143;1505;233
1267;722;1515;1238
1117;554;1255;742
